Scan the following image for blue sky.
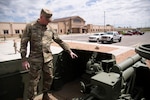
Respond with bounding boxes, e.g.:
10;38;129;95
0;0;150;28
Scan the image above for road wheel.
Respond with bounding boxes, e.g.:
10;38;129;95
110;38;113;43
118;38;122;42
97;38;100;42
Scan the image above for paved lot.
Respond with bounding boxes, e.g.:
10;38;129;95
0;38;63;62
0;37;135;63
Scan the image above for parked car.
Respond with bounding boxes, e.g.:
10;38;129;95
118;31;132;36
88;32;105;42
124;30;133;36
132;30;144;35
101;31;122;43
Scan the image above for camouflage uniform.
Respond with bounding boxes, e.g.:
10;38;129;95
20;20;71;99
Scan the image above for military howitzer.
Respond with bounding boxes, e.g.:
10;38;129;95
135;44;150;60
0;44;150;100
78;44;150;100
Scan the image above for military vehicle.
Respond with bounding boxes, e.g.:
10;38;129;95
0;44;150;100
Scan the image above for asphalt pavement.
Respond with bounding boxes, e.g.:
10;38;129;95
0;38;63;62
0;36;134;62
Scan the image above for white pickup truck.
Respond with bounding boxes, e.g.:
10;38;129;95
101;31;122;43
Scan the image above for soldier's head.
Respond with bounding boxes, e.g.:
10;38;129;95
39;8;53;25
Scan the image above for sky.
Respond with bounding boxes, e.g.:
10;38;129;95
0;0;150;28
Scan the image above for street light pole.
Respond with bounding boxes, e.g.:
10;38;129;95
104;11;105;32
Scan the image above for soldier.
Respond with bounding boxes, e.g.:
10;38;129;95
13;39;17;54
4;34;6;41
20;8;78;100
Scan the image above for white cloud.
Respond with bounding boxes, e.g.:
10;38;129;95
0;0;150;28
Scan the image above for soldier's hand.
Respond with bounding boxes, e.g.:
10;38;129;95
22;61;30;70
70;51;78;59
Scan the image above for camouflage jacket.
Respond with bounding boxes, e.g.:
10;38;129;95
20;20;71;63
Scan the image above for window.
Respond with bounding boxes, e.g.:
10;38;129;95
3;30;9;34
15;30;20;34
73;18;81;23
60;29;62;33
22;30;24;33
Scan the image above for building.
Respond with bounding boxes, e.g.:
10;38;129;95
0;22;26;37
52;16;114;34
52;16;86;34
86;24;114;33
0;16;114;37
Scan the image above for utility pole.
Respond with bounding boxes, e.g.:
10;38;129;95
104;11;105;32
70;18;72;34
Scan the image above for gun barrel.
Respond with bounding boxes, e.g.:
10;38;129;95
122;67;134;81
111;54;141;73
118;54;141;71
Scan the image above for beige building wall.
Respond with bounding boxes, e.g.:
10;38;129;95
11;23;26;34
52;16;86;34
0;22;26;37
48;23;58;33
86;24;114;33
0;22;12;35
72;17;86;33
58;22;66;34
105;25;114;31
0;16;115;36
